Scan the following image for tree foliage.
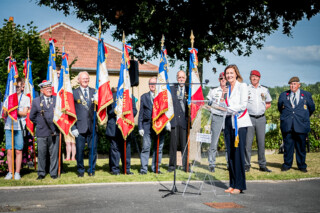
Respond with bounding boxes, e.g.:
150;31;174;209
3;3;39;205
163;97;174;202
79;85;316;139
0;19;49;94
38;0;320;67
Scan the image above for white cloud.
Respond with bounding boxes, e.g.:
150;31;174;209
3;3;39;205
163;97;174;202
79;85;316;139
263;45;320;64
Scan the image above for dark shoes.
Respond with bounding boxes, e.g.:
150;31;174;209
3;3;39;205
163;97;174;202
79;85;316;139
209;167;215;172
37;175;45;180
281;165;290;172
88;173;95;177
299;168;308;173
167;167;175;173
139;171;147;175
245;166;250;172
126;171;134;175
259;167;272;172
111;171;120;175
78;173;84;178
51;175;58;179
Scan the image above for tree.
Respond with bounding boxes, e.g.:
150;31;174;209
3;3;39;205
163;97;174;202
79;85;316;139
38;0;320;80
0;19;49;94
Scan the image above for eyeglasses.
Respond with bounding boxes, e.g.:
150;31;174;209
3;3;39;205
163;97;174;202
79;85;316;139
219;78;225;80
16;86;21;89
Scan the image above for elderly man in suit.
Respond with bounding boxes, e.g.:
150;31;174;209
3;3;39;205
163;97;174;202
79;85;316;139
29;80;59;180
106;91;137;175
278;77;315;173
71;71;97;177
139;77;168;174
168;70;189;172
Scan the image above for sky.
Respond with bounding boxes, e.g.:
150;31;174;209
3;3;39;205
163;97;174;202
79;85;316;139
1;0;319;88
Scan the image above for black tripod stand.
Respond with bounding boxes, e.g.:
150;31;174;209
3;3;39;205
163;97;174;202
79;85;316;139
159;157;181;198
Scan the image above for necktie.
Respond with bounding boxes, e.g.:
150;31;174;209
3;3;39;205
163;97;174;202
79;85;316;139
292;93;296;108
46;98;50;108
180;87;183;99
84;88;88;102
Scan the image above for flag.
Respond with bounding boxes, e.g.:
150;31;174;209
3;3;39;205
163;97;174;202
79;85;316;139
152;47;174;134
94;38;113;124
46;38;58;96
2;57;19;121
53;52;77;137
23;59;36;136
187;48;204;125
114;43;134;140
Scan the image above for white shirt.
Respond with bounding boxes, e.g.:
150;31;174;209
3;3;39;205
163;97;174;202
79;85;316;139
80;86;89;98
290;89;300;107
247;84;272;115
207;87;224;115
5;94;30;130
226;81;252;128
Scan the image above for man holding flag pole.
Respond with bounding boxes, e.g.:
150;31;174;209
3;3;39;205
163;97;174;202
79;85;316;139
142;35;173;174
3;55;29;180
106;32;137;175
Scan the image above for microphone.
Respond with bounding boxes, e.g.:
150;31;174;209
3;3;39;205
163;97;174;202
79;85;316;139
224;81;230;99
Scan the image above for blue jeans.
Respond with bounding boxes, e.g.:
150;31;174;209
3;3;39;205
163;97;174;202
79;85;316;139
76;131;97;174
140;131;164;173
5;130;24;150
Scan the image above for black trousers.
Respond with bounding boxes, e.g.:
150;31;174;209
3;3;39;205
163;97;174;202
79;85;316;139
224;116;247;191
169;125;188;171
282;130;307;169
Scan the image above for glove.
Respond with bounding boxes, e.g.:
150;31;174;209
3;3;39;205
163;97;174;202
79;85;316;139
139;129;144;137
71;129;79;138
166;122;171;132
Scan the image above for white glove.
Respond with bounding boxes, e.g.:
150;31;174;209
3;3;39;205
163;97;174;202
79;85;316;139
139;129;144;137
71;129;79;138
166;122;171;132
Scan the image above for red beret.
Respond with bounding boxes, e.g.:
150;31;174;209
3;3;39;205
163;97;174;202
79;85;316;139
250;70;261;77
219;72;225;79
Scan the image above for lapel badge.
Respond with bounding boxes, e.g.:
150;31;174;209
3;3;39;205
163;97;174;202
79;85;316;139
77;99;81;104
304;104;307;110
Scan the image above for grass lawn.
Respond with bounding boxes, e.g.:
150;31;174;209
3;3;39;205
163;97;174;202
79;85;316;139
0;152;319;187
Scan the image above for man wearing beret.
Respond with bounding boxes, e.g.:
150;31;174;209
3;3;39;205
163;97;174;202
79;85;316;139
278;77;315;172
245;70;272;172
29;80;59;180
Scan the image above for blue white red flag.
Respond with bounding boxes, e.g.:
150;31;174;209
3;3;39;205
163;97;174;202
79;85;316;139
2;57;19;121
115;43;134;140
46;38;58;96
94;38;113;124
53;52;77;137
152;47;174;134
188;48;204;125
23;59;36;136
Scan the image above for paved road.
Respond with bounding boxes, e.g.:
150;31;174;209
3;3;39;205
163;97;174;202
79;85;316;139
1;179;320;213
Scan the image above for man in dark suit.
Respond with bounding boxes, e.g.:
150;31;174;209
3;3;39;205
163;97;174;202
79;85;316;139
139;77;167;174
71;71;97;177
278;76;315;172
168;70;189;172
29;80;59;180
106;92;137;175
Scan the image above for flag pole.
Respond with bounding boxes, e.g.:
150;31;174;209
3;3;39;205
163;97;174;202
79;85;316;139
10;50;15;179
11;120;15;180
90;21;101;175
122;31;127;175
186;30;195;173
28;46;37;170
155;35;165;174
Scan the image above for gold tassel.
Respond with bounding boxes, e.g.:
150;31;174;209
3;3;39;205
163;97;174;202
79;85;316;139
235;135;239;148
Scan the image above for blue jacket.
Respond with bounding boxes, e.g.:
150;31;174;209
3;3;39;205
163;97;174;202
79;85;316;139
72;87;96;134
278;89;315;133
29;95;58;137
105;92;137;137
170;85;189;129
138;92;154;134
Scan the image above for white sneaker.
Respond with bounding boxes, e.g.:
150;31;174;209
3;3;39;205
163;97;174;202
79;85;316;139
14;172;21;180
4;172;12;180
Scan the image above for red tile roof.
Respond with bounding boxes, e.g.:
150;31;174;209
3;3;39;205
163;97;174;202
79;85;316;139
39;22;158;73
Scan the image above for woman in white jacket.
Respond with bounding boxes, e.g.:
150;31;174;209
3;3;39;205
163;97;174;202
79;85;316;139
223;64;252;194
